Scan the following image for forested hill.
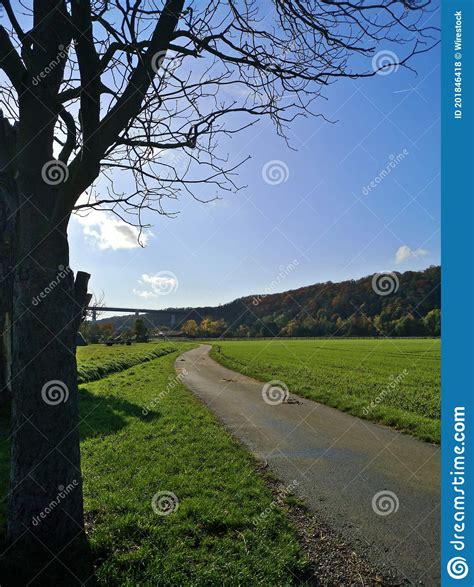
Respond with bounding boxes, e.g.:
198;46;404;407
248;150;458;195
100;266;440;337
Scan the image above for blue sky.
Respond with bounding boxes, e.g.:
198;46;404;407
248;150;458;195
69;29;440;311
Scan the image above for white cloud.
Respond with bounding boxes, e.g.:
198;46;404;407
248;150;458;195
74;210;151;250
132;288;158;299
395;245;428;264
142;273;176;288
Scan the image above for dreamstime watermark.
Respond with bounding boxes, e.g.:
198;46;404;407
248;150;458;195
146;271;179;296
253;479;299;526
447;557;469;580
362;149;409;196
372;50;400;76
262;380;289;405
32;264;72;306
371;272;399;296
41;159;69;185
32;43;71;86
32;480;79;526
151;490;179;516
41;380;69;405
151;51;179;75
142;370;188;415
447;407;468;579
252;260;299;306
372;490;399;516
262;160;289;185
363;369;408;416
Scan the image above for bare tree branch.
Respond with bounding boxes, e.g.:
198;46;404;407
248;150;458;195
0;0;439;234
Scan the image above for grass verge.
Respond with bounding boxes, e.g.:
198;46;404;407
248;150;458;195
210;339;440;443
76;341;181;384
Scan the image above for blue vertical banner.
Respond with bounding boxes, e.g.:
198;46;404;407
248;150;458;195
442;0;474;584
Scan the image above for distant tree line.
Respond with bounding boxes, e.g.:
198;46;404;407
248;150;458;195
93;267;441;339
180;266;440;338
181;309;440;338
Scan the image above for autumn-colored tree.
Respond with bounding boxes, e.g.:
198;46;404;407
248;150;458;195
182;319;198;338
200;317;228;338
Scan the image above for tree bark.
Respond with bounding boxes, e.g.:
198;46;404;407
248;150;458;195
0;114;17;407
0;199;14;407
7;211;90;550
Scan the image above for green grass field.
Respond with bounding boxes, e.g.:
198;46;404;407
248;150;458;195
211;338;440;443
76;341;182;383
0;343;305;584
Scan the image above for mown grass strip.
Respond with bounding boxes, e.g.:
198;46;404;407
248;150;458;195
81;349;306;584
76;342;182;384
211;339;440;443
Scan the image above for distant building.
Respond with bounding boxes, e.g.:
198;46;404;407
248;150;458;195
155;330;185;338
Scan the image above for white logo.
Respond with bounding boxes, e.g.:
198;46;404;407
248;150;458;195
151;51;178;75
371;490;399;516
262;160;289;185
41;380;69;405
371;272;399;296
151;271;179;296
447;557;469;580
262;380;289;405
41;160;69;185
372;50;400;76
151;491;179;516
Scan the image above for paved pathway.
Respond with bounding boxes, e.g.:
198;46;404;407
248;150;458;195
176;345;440;585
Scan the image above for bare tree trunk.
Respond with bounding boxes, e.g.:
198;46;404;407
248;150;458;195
7;211;90;550
0;199;14;407
0;114;17;407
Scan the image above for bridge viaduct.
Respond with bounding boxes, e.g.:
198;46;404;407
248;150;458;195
87;306;190;328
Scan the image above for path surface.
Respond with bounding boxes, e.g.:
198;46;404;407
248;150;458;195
177;345;440;585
